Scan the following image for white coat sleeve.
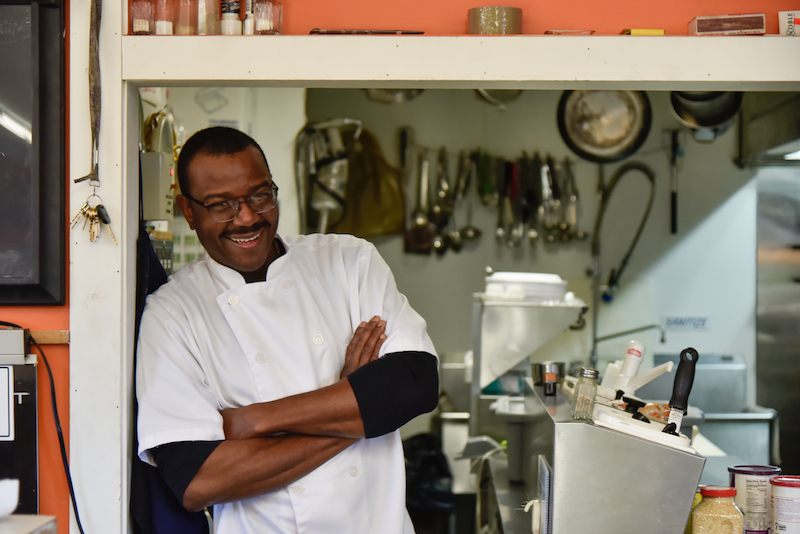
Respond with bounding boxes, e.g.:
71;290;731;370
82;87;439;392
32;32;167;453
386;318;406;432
356;241;437;358
136;300;224;466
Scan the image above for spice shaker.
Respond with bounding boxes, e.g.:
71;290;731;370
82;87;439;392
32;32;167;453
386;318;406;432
572;367;599;420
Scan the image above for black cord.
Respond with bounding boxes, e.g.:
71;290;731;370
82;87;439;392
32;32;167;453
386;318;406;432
0;321;86;534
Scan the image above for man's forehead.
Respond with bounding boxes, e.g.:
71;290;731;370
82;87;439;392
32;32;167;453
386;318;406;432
188;147;270;181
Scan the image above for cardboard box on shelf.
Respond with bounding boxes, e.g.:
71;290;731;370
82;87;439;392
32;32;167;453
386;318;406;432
779;10;799;36
689;13;766;35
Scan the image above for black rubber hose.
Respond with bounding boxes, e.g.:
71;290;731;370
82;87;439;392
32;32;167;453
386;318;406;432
590;161;656;301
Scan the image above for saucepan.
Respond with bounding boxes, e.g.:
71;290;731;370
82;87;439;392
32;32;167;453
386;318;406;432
669;91;743;142
531;361;566;385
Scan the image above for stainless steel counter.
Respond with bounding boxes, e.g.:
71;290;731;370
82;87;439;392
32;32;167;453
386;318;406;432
479;453;532;534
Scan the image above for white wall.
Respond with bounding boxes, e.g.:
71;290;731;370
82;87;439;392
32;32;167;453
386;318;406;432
307;89;758;401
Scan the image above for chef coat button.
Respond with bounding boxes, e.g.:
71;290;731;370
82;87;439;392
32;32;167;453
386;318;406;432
312;334;324;345
291;485;304;495
348;466;358;477
227;294;239;306
282;280;294;290
255;352;267;364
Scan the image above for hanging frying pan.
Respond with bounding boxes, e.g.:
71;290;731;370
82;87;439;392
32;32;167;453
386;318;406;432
557;90;652;163
669;91;742;143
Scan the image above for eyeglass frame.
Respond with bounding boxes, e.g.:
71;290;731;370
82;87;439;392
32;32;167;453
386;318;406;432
181;183;280;223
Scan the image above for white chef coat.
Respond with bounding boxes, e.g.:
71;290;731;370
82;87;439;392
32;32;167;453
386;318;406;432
136;233;437;534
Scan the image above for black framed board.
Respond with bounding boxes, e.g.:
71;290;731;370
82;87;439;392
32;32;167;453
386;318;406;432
0;0;65;305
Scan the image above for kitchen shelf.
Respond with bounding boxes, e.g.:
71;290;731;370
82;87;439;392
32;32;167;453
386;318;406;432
122;35;800;90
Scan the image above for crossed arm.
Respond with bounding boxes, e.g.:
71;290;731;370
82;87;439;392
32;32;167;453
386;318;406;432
158;317;437;511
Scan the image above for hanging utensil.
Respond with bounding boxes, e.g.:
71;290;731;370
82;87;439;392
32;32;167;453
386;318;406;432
561;157;586;240
668;129;681;234
508;161;524;247
538;157;560;242
446;215;463;253
476;151;497;206
475;89;523;111
662;347;699;435
430;146;453;228
526;153;542;244
431;147;454;256
557;90;652;164
404;152;434;255
460;155;483;242
364;88;425;105
669;91;742;143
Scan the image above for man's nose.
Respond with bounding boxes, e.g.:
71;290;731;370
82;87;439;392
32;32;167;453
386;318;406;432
233;200;259;224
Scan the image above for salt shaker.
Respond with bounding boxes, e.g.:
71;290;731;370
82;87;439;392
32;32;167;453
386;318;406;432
572;367;599;420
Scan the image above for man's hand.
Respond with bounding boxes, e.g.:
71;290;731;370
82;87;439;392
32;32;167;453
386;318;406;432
340;316;386;379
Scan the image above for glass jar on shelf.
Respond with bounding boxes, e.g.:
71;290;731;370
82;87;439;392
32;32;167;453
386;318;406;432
571;367;598;421
254;0;282;35
175;0;197;35
130;0;155;35
691;486;743;534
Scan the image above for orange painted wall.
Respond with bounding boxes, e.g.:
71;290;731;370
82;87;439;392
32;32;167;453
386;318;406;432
1;310;70;533
283;0;797;35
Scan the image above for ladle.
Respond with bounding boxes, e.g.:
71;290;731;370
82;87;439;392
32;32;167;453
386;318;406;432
447;215;463;252
461;201;482;241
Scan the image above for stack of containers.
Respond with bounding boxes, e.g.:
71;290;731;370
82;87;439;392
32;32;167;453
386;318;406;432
128;0;281;36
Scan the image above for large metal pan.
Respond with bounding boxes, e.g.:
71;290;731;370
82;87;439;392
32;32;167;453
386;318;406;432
557;90;652;163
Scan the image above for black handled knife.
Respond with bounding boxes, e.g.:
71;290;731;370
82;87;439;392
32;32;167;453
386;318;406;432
663;347;699;435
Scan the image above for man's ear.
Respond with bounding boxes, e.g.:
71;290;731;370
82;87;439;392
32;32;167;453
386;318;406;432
175;195;196;230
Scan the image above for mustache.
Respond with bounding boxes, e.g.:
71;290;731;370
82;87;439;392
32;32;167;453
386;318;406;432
224;222;269;237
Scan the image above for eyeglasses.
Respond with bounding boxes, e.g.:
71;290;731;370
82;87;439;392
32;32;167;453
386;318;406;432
183;184;279;223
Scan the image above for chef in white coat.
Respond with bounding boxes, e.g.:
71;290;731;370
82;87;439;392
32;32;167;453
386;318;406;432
136;126;439;533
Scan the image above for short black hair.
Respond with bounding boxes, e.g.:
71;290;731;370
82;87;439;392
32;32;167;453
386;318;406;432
177;126;270;198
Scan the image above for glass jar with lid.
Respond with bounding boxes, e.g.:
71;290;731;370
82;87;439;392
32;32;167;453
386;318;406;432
692;486;743;534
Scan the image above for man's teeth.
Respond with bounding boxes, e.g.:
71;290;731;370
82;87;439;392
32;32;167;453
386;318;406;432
229;232;261;243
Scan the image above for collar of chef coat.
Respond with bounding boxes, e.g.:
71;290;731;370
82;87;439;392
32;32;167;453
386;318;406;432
203;234;289;290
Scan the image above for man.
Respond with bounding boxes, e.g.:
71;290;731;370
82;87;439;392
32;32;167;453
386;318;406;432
136;126;439;533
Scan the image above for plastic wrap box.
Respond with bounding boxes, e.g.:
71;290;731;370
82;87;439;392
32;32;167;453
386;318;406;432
689;13;766;35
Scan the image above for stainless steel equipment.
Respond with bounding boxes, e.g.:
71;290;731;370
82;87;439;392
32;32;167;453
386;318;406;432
141;109;177;221
637;353;779;483
294;118;363;233
516;382;705;534
469;273;586;433
756;167;800;473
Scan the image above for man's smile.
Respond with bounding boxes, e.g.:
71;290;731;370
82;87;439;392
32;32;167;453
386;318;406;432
225;224;268;248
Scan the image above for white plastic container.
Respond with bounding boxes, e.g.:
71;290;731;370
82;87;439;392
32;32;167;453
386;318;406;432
617;340;645;388
484;272;566;301
728;465;781;534
771;476;800;534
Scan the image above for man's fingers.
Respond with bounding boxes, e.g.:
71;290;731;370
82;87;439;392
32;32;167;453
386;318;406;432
341;317;386;378
361;320;386;364
347;316;380;357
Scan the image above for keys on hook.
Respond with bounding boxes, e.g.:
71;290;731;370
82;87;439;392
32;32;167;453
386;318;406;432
71;195;117;244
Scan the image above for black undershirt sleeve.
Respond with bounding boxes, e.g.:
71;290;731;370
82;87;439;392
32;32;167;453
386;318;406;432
151;440;223;507
346;350;439;438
